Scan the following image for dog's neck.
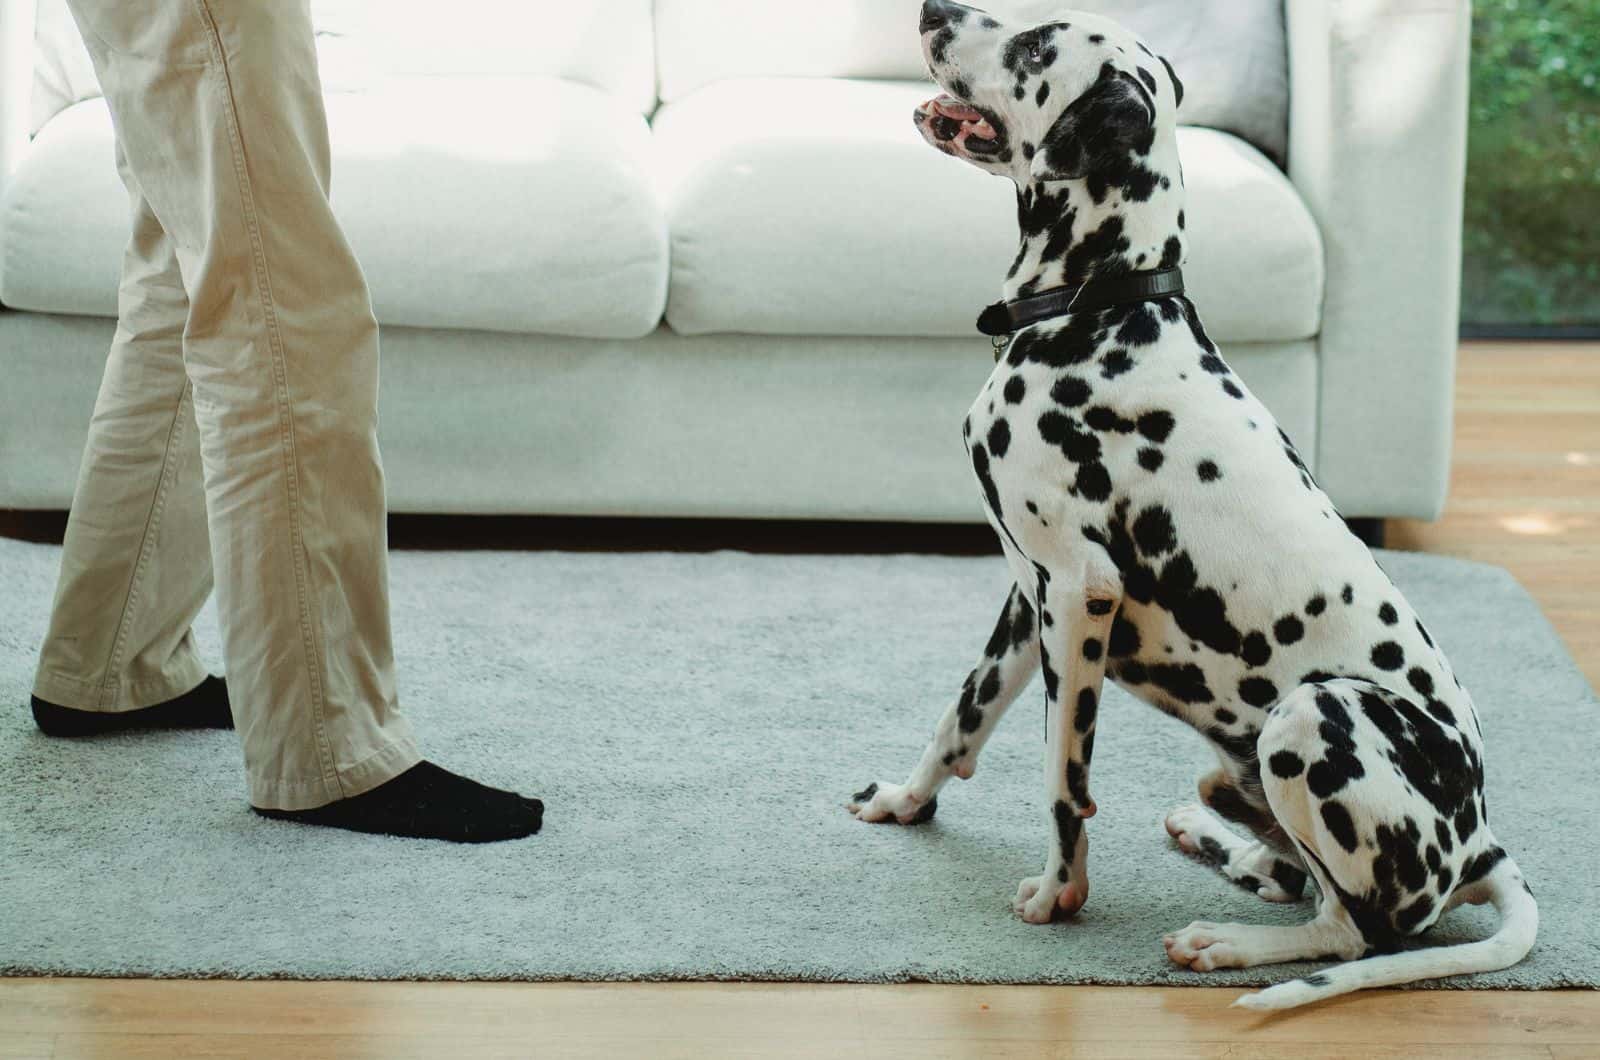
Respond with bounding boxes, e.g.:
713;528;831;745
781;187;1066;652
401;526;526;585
1002;172;1187;303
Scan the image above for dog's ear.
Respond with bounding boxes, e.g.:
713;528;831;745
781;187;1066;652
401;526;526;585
1032;63;1155;182
1158;54;1184;109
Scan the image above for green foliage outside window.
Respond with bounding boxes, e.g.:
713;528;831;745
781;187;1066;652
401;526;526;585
1463;0;1600;329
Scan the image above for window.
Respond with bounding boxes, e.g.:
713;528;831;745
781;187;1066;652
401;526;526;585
1462;0;1600;335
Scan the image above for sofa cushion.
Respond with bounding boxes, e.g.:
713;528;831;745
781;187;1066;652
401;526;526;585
655;0;1287;163
1;78;669;340
655;78;1322;343
29;0;657;136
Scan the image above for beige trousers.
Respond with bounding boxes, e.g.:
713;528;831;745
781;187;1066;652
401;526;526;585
35;0;421;810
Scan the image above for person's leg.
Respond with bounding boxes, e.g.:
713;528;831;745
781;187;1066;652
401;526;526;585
31;148;231;736
58;0;540;839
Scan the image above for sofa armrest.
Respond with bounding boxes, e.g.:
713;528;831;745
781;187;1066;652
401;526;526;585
1286;0;1471;520
0;0;35;204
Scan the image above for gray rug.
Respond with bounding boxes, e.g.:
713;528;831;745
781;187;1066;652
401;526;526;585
1;537;1596;989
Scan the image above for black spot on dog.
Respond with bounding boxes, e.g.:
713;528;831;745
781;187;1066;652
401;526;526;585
988;419;1011;458
1061;216;1132;280
1241;631;1272;667
1100;349;1135;378
1371;641;1405;671
1144;662;1213;703
1159;236;1182;269
1109;614;1141;656
1117;306;1161;347
1004;376;1027;404
1036;81;1050;106
1461;846;1506;886
1238;676;1278;708
1273;614;1305;645
1051;375;1092;407
1180;299;1217;353
1378;602;1398;625
1055;799;1084;862
1085;404;1135;432
1083;637;1103;661
1214;707;1237;724
1342;584;1356;605
1197;460;1221;482
1075;688;1098;732
1320;800;1360;852
1138;446;1164;471
1066;759;1090;805
1407;668;1434;696
1221;380;1244;399
970;443;1003;520
1416;619;1434;648
1012;599;1035;647
1204;776;1275;829
1137;411;1175;442
1269;750;1306;778
1271;859;1308;897
1307;747;1365;798
1132;505;1177;556
956;674;982;732
1307;594;1327;617
1038;411;1101;463
1394;893;1436;934
1434;817;1454;855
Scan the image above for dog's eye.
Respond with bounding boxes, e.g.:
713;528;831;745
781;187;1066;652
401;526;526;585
1028;45;1043;63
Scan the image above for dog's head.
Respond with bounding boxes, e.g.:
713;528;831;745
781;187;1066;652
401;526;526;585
915;1;1183;191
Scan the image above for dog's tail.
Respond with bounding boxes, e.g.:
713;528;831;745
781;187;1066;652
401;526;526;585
1232;856;1537;1012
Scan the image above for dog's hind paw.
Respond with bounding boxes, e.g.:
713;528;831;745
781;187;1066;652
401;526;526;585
847;781;937;825
1165;804;1306;903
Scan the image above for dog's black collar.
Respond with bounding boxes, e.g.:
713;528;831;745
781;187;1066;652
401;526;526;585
976;267;1186;338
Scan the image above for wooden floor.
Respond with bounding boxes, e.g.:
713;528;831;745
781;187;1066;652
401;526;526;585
2;341;1596;1058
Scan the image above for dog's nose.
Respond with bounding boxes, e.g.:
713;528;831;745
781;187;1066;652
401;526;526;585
920;0;976;34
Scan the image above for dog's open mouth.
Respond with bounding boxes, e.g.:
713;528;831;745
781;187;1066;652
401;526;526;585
917;93;1002;154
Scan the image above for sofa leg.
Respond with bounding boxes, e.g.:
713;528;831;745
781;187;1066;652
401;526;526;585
1345;517;1386;549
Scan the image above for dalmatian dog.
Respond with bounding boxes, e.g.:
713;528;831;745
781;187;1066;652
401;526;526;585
847;0;1537;1009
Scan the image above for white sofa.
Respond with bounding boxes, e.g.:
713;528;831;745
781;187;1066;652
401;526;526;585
0;0;1470;522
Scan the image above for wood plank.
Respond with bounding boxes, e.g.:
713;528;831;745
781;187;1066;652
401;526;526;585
5;981;1600;1049
0;1035;53;1060
45;1033;874;1060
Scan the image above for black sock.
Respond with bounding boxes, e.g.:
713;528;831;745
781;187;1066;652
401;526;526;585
31;675;233;737
253;761;543;843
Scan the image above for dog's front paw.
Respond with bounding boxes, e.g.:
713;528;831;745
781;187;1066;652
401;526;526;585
1162;921;1246;971
1012;873;1087;923
847;782;937;825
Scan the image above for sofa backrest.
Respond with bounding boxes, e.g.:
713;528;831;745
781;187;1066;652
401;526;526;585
29;0;1286;163
655;0;1288;163
29;0;658;136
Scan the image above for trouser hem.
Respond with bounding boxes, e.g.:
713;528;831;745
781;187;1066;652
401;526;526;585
32;660;211;714
247;731;423;812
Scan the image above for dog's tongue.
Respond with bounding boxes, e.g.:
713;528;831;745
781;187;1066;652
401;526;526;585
925;93;998;140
